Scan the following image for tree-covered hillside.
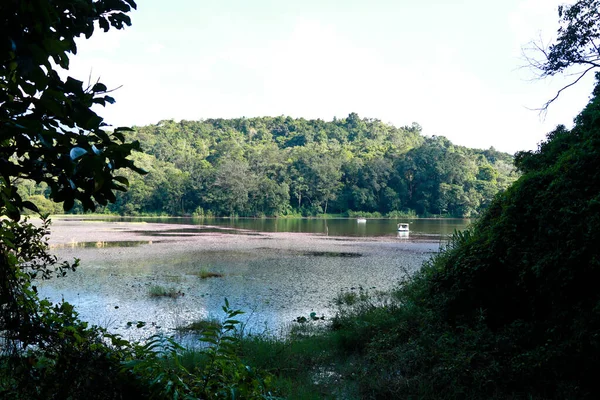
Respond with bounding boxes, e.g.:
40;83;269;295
74;114;516;217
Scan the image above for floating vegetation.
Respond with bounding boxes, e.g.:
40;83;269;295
294;312;325;323
175;318;222;334
134;227;259;237
303;251;362;258
126;320;147;329
148;285;183;298
188;267;224;279
50;240;154;249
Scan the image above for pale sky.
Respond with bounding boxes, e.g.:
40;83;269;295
67;0;596;154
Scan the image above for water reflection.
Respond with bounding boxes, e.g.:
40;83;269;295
57;216;471;239
397;231;409;240
50;240;154;249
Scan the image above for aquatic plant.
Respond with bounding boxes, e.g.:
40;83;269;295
148;285;183;298
175;317;222;334
192;268;224;279
125;299;274;399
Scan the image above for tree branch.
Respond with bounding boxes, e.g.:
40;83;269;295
537;65;596;115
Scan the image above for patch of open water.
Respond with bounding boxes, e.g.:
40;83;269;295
37;221;445;341
50;240;156;249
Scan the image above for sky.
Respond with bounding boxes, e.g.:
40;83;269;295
67;0;596;154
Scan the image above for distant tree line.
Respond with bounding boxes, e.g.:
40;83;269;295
19;113;518;217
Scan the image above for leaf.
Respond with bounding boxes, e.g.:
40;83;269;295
22;201;39;213
63;197;74;211
92;82;107;92
125;0;138;9
129;163;148;175
64;76;84;93
99;17;110;32
21;81;37;96
113;176;129;187
70;147;87;160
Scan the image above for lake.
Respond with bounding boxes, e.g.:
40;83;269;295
36;217;471;340
57;216;471;239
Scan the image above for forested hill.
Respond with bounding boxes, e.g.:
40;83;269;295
75;114;518;217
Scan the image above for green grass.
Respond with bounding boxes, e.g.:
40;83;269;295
148;285;183;298
190;268;224;279
333;288;371;306
175;317;222;334
222;288;408;399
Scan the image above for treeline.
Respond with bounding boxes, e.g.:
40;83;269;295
20;113;518;217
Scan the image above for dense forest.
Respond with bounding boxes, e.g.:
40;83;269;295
20;114;517;217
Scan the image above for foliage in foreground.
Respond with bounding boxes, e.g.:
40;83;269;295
1;293;274;399
372;76;600;398
0;1;272;398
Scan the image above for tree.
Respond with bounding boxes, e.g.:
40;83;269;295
526;0;600;110
1;0;139;363
289;144;343;215
212;158;257;216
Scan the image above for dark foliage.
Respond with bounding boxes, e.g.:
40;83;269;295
343;76;600;399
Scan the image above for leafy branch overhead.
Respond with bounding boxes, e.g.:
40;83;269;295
525;0;600;111
0;0;143;216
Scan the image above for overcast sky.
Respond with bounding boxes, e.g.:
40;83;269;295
68;0;595;154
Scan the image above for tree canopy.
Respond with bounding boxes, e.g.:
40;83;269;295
49;116;517;218
1;0;143;217
527;0;600;109
0;0;145;396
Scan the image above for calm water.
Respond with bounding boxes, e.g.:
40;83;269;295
38;217;472;339
59;216;471;239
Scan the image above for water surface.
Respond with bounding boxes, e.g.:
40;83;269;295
58;216;471;239
37;218;467;340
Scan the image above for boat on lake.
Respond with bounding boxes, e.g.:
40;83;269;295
356;218;367;223
397;223;409;232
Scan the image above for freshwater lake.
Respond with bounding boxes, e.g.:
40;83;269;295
59;216;471;239
38;217;471;340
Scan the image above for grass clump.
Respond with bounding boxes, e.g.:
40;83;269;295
333;287;370;306
176;318;222;334
148;285;183;298
191;268;224;279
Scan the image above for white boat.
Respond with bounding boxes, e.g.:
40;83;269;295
397;223;409;232
356;218;367;223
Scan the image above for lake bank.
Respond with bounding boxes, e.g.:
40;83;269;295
38;219;442;340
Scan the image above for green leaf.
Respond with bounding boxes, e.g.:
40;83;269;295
99;17;110;32
64;76;84;93
70;147;88;160
63;197;75;211
113;176;129;186
22;201;39;213
92;82;107;92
